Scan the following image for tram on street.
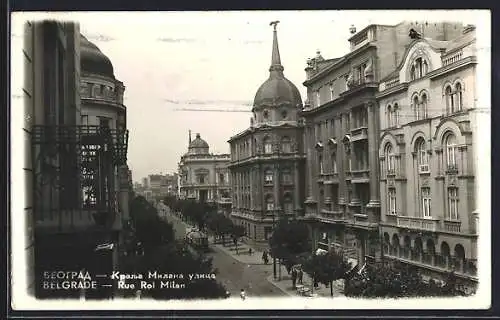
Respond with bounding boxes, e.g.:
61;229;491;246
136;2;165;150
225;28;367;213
185;230;209;253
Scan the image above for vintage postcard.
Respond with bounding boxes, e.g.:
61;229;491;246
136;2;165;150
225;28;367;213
10;10;491;310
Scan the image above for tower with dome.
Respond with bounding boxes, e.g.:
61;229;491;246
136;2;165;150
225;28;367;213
227;22;306;249
178;131;232;216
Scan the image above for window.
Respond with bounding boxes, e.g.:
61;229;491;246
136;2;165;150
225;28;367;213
219;173;225;184
344;74;349;91
423;60;429;75
416;138;429;173
393;103;399;126
445;86;454;114
91;84;99;97
263;110;269;120
264;170;273;185
263;137;272;154
284;195;293;213
281;169;292;184
198;175;205;184
264;227;273;240
388;188;397;215
318;154;324;174
387;105;393;127
281;110;288;119
422;187;431;218
99;116;110;128
281;137;291;153
266;195;274;211
415;58;423;78
385;143;395;174
421;93;428;119
81;115;89;126
445;133;457;169
315;90;321;107
410;65;416;81
348;157;352;171
331;152;337;173
455;83;463;111
413;96;420;120
447;188;459;220
330;83;335;100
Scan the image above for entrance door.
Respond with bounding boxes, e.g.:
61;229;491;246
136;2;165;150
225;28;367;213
199;190;207;203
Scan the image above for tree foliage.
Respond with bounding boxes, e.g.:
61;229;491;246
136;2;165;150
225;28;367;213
269;219;311;266
344;262;470;298
302;249;351;296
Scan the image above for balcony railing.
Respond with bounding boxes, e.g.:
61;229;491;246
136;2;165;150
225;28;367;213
351;169;370;183
397;216;439;232
350;127;368;141
442;49;464;66
443;220;461;233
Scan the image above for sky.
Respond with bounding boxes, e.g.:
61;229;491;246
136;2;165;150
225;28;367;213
11;10;486;182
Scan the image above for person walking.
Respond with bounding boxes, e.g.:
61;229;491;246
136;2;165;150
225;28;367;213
262;250;269;265
298;267;304;285
240;289;246;300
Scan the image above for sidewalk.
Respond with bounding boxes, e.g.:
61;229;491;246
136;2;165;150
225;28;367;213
266;271;344;298
212;241;267;265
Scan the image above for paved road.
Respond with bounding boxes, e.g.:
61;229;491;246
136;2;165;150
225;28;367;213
164;212;285;298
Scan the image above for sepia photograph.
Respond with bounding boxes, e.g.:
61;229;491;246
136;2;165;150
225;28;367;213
10;10;491;311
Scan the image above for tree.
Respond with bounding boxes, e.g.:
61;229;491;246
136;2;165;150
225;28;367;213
303;249;351;296
269;219;311;270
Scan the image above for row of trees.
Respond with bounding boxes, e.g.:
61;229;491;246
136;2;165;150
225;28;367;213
123;195;228;299
165;197;246;247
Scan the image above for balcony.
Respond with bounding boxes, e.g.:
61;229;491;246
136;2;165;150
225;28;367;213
350;127;368;142
442;49;463;66
320;209;345;222
397;216;439;232
351;169;370;183
217;197;232;205
443;220;461;233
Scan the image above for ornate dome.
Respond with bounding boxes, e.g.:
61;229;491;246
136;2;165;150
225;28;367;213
253;23;302;109
80;34;115;78
188;133;209;154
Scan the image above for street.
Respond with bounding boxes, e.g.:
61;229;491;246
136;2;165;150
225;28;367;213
163;210;285;298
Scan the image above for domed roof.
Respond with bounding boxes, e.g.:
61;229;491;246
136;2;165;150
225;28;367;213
189;133;209;149
80;34;115;78
254;76;302;107
253;23;302;108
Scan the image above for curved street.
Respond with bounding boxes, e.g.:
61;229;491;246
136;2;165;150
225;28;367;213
163;210;285;298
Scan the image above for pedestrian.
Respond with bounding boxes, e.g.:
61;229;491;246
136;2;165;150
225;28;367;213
262;251;269;265
291;267;297;289
298;268;303;285
248;247;253;255
240;289;246;300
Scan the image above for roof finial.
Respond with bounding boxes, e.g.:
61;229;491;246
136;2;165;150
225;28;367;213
269;20;284;75
189;130;192;144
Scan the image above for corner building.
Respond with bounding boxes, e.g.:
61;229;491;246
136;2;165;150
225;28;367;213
301;21;465;266
178;132;232;215
377;24;478;291
228;24;306;249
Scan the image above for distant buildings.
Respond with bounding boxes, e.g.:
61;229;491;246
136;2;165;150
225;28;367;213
178;131;232;215
228;23;306;249
135;173;179;201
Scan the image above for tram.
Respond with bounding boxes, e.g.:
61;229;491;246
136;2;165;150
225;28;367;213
185;230;209;253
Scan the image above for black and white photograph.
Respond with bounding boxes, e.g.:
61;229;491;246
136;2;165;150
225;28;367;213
10;10;491;310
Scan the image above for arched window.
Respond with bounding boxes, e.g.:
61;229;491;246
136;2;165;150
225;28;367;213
388;188;397;215
385;143;395;174
444;133;457;169
331;152;337;173
423;60;429;76
387;105;393;127
421;93;428;119
415;58;423;78
263;136;272;154
281;136;291;153
265;194;274;211
393;103;399;126
410;65;416;81
413;95;420;120
455;82;463;111
416;138;429;173
445;85;454;114
447;187;459;220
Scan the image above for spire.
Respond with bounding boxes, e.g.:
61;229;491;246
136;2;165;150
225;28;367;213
189;130;192;144
269;20;284;76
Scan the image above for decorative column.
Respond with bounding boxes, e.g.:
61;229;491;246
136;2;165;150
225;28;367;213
293;161;301;215
273;163;281;212
366;101;381;221
305;125;315;202
250;167;255;211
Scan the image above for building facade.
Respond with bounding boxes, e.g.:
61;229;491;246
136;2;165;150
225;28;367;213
79;34;131;223
301;21;465;266
228;23;306;249
178;132;232;214
377;24;478;290
23;21;129;299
